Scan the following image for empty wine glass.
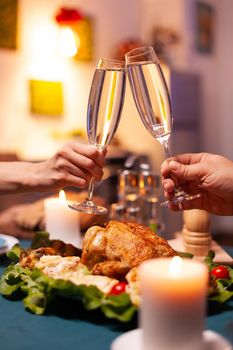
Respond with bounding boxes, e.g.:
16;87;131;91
69;58;126;214
125;46;201;207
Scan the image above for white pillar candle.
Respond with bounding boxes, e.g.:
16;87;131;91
139;257;208;350
44;190;82;248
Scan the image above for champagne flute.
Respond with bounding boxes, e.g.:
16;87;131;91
125;46;201;207
69;58;126;214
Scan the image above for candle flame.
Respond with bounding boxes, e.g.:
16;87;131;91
59;190;66;203
169;256;183;277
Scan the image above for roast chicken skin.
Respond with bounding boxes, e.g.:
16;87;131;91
81;221;177;279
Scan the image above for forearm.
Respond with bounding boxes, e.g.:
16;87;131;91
0;143;105;195
0;162;42;194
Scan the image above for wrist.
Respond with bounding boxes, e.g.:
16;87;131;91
21;161;53;192
17;162;42;191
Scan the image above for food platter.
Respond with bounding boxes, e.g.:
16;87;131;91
0;221;232;322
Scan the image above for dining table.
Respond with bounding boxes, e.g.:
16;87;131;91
0;239;232;350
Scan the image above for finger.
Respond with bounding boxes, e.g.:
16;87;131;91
161;162;169;178
72;143;105;167
171;153;205;166
161;153;206;178
162;178;175;193
168;160;204;181
161;158;174;178
60;151;104;180
61;174;88;189
70;162;103;182
64;162;91;181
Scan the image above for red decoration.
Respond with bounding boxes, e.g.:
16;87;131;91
55;7;83;25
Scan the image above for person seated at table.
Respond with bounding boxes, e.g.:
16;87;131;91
161;152;233;216
0;142;105;194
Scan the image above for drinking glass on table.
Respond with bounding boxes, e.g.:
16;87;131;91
69;58;126;214
125;46;201;207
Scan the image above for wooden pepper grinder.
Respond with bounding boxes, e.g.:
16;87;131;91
182;209;212;256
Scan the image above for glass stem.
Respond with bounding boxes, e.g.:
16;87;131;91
161;138;184;196
161;137;172;158
86;177;95;202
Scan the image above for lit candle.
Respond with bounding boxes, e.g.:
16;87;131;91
139;257;208;350
44;190;81;247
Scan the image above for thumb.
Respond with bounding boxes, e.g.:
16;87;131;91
168;160;203;181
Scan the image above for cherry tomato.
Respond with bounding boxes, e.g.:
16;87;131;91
211;266;230;280
110;282;127;295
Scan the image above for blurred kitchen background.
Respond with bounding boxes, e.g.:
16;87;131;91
0;0;232;239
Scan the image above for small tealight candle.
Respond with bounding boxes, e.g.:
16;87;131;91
44;190;81;247
139;257;208;350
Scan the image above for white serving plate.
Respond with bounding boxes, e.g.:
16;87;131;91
0;234;19;256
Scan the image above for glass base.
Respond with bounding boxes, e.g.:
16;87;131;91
160;192;201;208
68;200;108;215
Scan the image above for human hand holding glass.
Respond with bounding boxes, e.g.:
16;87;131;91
125;46;201;207
69;58;126;214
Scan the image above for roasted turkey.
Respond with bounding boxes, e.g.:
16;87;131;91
81;221;177;279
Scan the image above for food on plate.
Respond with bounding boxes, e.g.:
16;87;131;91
210;265;230;280
109;282;127;295
20;247;58;270
18;221;176;295
20;240;81;270
0;222;232;322
125;267;140;306
19;249;124;296
34;255;118;294
81;221;177;279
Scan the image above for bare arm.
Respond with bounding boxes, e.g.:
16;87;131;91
0;142;106;194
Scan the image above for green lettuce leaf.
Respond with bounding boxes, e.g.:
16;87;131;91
204;250;233;304
0;263;137;321
30;231;50;249
6;244;23;263
204;250;216;270
0;264;28;295
101;293;137;322
209;279;233;303
176;251;193;259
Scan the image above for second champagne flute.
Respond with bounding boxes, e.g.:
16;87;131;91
69;58;126;214
125;46;201;207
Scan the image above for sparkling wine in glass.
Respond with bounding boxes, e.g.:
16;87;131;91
125;46;201;207
69;58;126;214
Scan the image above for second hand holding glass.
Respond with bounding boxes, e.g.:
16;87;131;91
125;46;201;207
69;58;126;214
